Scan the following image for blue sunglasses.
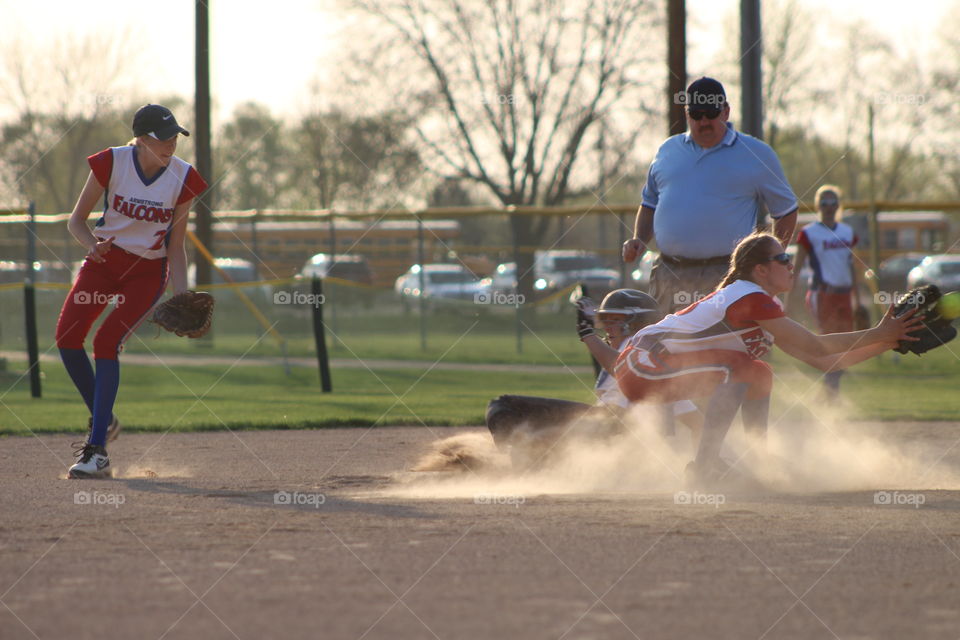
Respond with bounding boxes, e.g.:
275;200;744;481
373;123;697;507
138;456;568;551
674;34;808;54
766;253;791;265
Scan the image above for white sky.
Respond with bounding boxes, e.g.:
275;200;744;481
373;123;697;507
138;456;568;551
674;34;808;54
0;0;953;123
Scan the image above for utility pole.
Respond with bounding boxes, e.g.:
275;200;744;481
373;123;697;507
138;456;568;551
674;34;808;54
667;0;687;136
195;0;214;289
740;0;763;139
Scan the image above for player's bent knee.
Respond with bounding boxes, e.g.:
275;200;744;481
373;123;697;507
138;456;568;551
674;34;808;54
92;334;122;361
738;360;773;399
55;333;82;350
55;322;86;350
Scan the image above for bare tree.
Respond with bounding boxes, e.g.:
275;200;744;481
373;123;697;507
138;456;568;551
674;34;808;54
716;3;938;203
0;32;142;213
758;0;820;148
928;5;960;200
714;0;824;148
349;0;661;296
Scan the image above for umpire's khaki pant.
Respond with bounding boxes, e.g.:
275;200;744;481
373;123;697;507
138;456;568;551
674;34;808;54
649;259;729;315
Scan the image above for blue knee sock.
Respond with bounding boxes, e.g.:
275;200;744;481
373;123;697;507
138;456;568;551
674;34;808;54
89;359;120;447
695;382;747;465
59;348;95;414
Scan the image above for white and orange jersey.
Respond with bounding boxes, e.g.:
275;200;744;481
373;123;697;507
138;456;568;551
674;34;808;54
88;146;207;259
625;280;785;359
797;221;857;289
595;343;698;415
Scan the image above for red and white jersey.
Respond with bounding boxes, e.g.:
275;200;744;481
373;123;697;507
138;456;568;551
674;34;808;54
797;221;857;289
88;146;207;259
626;280;785;359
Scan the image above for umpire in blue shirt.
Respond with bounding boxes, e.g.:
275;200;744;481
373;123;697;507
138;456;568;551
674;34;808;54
622;77;798;314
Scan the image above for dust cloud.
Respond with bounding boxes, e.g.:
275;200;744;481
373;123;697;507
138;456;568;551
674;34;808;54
383;402;960;500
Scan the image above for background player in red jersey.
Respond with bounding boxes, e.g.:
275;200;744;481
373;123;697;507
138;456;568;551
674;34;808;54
788;185;860;397
56;104;208;479
613;232;920;487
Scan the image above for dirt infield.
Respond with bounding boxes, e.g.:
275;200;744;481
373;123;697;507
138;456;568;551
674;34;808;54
2;425;960;640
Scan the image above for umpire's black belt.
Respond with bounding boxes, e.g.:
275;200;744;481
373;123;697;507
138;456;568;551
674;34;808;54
659;253;731;267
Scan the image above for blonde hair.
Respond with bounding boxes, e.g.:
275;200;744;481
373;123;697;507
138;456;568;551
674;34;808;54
815;184;843;218
717;232;780;289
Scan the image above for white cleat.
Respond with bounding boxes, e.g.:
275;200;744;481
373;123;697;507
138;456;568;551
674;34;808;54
68;444;112;479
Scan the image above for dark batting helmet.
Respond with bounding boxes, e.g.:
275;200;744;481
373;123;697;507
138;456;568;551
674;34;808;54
598;289;661;332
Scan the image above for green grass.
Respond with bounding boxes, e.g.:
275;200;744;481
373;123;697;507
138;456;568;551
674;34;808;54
769;347;960;421
2;287;586;366
3;285;960;434
1;341;958;439
0;361;598;437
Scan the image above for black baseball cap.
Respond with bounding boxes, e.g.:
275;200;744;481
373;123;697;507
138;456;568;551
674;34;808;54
685;77;727;110
132;104;190;140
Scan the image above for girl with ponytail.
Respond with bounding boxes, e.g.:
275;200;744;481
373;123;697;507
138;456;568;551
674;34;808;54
613;232;921;486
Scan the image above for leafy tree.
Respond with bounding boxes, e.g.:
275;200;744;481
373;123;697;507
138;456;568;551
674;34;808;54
215;102;295;210
297;108;421;210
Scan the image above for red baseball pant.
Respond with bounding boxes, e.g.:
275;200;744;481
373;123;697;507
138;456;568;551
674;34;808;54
56;247;168;360
614;347;773;404
806;289;854;334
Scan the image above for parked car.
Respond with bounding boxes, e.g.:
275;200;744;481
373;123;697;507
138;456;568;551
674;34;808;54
907;255;960;291
482;262;522;294
188;257;273;301
5;260;73;284
535;250;620;298
872;252;927;295
188;257;259;287
394;264;486;310
298;253;374;286
484;251;621;300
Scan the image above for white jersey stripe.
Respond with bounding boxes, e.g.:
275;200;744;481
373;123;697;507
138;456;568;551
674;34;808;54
627;280;780;359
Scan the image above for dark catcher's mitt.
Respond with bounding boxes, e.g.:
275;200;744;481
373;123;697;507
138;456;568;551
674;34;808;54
152;291;214;338
892;284;956;355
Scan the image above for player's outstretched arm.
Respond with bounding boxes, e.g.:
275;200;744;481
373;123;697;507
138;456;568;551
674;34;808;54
580;335;620;373
760;305;921;361
778;340;892;372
